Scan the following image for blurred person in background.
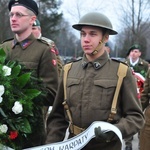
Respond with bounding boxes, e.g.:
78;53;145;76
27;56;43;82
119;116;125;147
124;44;149;150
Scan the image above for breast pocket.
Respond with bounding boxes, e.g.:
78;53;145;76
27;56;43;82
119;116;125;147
91;79;117;110
66;78;81;107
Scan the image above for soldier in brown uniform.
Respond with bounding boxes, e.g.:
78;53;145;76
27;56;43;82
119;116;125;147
0;0;58;148
124;44;149;150
140;69;150;150
46;12;144;150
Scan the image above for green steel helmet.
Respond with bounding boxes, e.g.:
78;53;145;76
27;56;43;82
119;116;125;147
72;12;118;35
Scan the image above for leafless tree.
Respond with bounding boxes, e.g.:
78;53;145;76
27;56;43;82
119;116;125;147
61;0;106;24
114;0;150;58
0;0;13;42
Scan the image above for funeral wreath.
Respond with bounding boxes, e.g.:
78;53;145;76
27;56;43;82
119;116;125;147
0;48;44;150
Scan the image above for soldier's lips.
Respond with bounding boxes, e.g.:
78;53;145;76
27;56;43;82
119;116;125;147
11;24;18;27
83;45;91;49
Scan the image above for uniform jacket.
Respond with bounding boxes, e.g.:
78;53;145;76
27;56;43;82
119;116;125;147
140;69;150;150
46;51;144;150
125;58;149;77
40;36;63;75
0;34;58;148
141;69;150;110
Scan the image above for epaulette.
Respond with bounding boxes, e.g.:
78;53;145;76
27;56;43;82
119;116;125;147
1;38;14;44
38;37;54;48
111;57;125;63
37;38;49;46
66;57;82;64
41;37;54;45
76;57;82;61
111;58;129;67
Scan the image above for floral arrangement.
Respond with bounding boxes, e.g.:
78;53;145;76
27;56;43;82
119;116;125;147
0;48;44;150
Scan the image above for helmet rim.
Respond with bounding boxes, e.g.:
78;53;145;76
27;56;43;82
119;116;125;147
72;12;118;35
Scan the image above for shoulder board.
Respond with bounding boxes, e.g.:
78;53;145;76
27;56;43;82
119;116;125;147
37;38;49;46
76;57;82;61
1;38;14;44
39;37;54;48
66;57;82;64
65;61;73;65
111;58;125;63
111;58;129;66
41;37;54;45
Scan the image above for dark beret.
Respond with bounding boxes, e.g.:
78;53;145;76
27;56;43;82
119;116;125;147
126;44;141;56
8;0;38;16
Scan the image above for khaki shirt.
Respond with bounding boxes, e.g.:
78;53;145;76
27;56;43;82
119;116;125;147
46;51;144;150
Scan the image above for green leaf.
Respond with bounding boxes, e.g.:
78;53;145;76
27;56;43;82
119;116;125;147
11;65;21;77
0;48;6;64
16;118;32;133
24;89;41;99
6;119;16;130
17;73;31;88
0;108;7;118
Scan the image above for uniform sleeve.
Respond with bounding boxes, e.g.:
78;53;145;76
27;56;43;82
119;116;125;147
115;67;144;139
46;75;69;143
39;46;59;106
141;69;150;110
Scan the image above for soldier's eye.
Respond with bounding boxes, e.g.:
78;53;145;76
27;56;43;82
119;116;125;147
80;32;86;37
15;12;23;18
9;12;29;18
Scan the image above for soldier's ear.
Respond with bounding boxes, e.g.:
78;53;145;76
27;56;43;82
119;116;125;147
104;34;109;43
31;16;36;26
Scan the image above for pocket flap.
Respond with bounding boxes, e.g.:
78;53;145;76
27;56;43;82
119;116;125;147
67;78;80;87
94;80;117;88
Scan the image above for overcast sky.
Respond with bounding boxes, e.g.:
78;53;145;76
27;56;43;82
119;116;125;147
60;0;122;42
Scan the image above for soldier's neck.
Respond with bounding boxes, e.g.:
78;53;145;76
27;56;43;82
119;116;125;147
15;29;32;42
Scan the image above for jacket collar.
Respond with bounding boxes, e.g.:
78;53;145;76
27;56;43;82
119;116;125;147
12;34;35;49
126;57;144;66
82;51;109;70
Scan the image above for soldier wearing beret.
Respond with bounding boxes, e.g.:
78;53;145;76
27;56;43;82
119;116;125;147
125;44;149;78
46;12;144;150
124;44;149;150
0;0;58;148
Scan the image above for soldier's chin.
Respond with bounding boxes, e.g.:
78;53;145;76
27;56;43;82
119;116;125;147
84;50;93;55
11;29;21;34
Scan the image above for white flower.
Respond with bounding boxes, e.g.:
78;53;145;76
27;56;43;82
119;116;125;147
0;85;4;103
12;101;23;114
0;124;8;133
2;65;11;76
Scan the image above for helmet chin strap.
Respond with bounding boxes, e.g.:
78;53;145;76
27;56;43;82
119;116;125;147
91;38;105;55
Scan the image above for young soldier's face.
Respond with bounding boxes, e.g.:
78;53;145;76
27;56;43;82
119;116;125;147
80;26;108;58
